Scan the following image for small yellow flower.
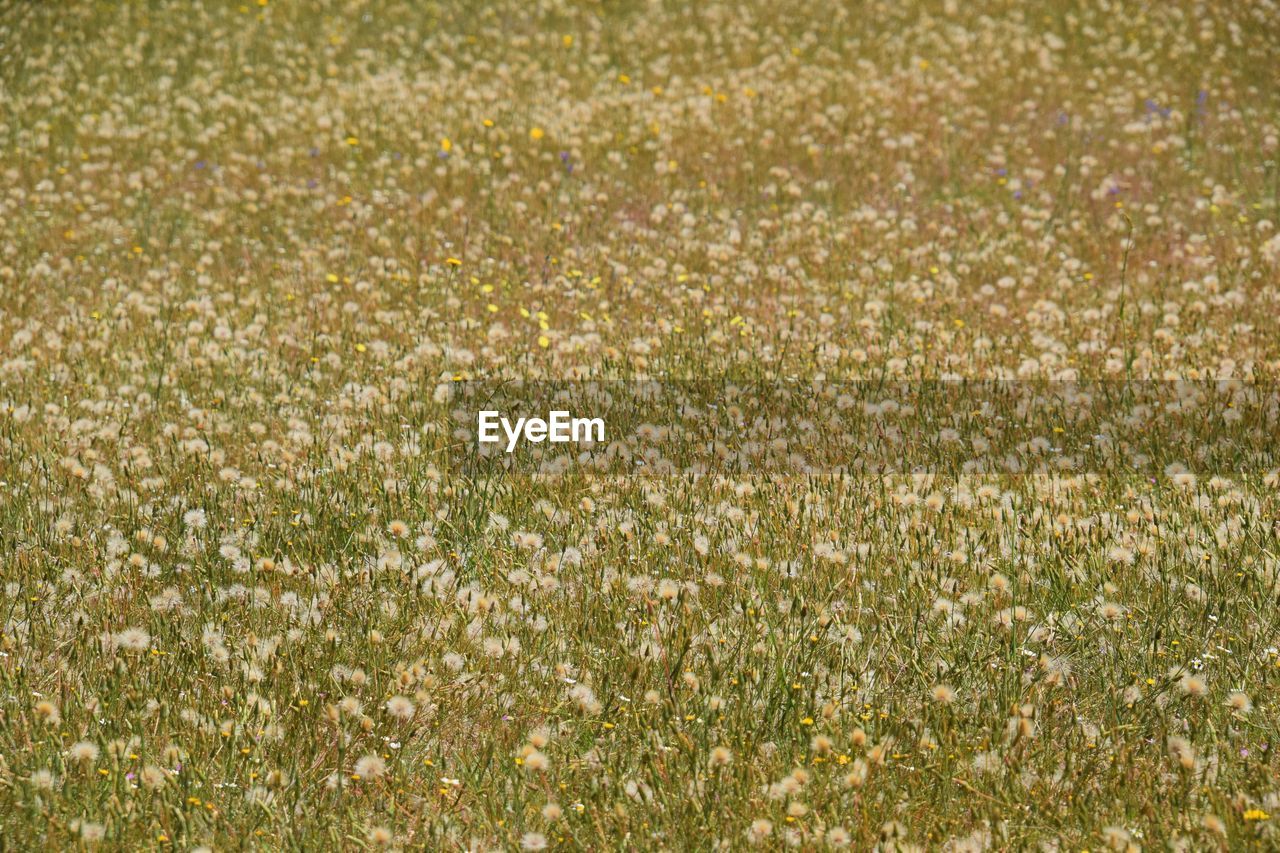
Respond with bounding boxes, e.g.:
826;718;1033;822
440;137;452;152
1244;809;1270;821
529;127;544;141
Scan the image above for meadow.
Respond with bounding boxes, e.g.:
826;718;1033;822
2;0;1280;849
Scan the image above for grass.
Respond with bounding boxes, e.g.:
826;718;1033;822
1;0;1280;849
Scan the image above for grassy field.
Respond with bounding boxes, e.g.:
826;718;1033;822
2;0;1280;849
